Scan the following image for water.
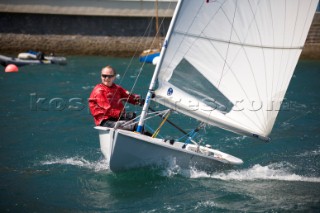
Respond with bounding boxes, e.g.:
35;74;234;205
0;56;319;212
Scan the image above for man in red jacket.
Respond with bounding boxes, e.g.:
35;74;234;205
88;65;143;130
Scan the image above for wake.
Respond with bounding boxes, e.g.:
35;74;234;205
177;163;320;183
39;156;320;183
40;156;109;172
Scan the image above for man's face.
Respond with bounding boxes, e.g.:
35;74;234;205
101;67;116;87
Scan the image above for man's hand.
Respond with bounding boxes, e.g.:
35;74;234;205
120;112;136;120
138;99;145;106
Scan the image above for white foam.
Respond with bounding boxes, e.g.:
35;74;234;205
195;200;216;209
210;164;320;182
40;156;109;172
163;163;320;183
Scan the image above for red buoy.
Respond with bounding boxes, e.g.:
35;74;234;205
5;64;19;72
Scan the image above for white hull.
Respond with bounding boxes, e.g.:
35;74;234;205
95;127;243;173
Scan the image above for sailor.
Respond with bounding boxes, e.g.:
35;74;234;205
88;65;144;130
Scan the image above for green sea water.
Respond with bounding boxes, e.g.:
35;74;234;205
0;56;319;212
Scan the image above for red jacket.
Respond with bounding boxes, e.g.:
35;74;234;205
88;83;140;126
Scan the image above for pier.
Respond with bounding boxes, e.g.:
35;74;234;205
0;0;319;59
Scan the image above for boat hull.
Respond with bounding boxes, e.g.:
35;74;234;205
95;127;243;173
0;54;66;67
139;51;160;64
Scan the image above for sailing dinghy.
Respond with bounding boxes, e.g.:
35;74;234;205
95;0;318;172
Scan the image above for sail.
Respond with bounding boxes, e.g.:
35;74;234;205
154;0;318;140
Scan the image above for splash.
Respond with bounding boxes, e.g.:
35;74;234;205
203;164;320;182
40;156;109;172
162;162;320;183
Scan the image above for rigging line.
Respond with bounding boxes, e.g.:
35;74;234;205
99;2;176;120
120;17;162;114
156;0;175;49
149;107;188;135
152;110;171;138
107;57;145;122
154;1;171;49
117;0;175;91
140;0;174;53
121;109;170;128
122;1;175;113
100;11;157;120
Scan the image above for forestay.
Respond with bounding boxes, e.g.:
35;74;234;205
154;0;318;140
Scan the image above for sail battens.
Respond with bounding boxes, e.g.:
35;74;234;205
154;0;318;140
173;30;304;50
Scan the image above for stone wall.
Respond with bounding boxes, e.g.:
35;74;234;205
0;34;159;57
301;12;320;60
0;12;171;36
0;12;319;59
0;12;170;56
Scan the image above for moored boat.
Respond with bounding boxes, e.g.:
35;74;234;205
0;51;66;67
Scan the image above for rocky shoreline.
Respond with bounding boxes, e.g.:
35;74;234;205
1;33;319;59
0;33;159;57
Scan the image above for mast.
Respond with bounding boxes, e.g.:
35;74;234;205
155;0;160;49
136;0;183;133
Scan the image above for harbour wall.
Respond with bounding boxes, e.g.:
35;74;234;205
0;1;319;59
302;12;320;60
0;12;172;57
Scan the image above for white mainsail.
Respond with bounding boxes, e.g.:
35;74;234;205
153;0;318;140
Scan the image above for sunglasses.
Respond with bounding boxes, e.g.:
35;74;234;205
101;74;115;78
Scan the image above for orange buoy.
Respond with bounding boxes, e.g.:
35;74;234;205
5;64;19;73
